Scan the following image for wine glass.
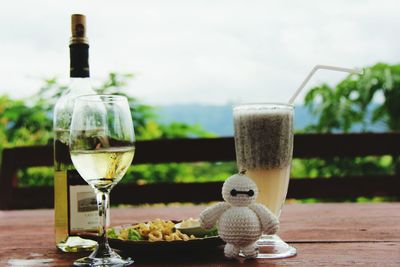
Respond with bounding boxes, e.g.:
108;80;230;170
70;95;135;266
233;103;296;259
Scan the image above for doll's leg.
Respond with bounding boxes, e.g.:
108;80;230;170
224;243;240;258
241;243;258;258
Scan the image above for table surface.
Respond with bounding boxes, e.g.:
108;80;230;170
1;203;399;267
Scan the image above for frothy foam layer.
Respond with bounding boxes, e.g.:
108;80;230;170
234;108;293;170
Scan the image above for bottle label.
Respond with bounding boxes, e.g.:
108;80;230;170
67;170;99;232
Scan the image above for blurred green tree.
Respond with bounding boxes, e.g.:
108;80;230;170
35;72;209;140
0;96;51;147
2;73;232;187
294;63;400;180
304;63;400;132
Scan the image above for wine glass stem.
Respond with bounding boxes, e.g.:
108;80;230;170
95;189;110;252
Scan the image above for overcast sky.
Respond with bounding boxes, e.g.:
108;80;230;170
0;0;399;105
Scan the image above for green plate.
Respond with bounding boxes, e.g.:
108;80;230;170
174;222;218;237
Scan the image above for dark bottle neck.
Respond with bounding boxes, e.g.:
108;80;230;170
69;43;90;78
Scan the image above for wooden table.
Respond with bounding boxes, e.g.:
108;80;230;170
1;203;399;266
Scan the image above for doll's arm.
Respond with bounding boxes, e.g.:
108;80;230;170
199;202;231;229
249;203;279;235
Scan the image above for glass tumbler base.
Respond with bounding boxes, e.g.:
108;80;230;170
255;234;297;259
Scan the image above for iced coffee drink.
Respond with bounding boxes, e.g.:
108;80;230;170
234;103;293;216
233;103;296;259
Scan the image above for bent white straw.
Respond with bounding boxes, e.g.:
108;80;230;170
288;65;363;105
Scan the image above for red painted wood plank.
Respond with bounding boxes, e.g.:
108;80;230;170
0;243;399;267
1;203;399;243
0;204;399;266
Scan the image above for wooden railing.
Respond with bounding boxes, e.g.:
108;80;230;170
1;133;400;209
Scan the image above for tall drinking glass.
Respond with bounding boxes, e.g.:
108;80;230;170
70;95;135;266
233;103;296;259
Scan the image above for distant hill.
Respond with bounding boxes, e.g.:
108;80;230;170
155;104;316;136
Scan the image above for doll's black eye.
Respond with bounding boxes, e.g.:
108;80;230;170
230;189;254;197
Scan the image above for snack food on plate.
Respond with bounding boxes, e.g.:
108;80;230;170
106;219;197;242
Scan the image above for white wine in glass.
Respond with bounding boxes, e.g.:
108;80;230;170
70;95;135;266
71;147;135;190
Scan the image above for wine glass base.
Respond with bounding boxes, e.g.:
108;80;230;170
74;256;133;267
255;234;296;259
74;248;133;267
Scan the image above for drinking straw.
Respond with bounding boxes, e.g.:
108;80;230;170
288;65;363;104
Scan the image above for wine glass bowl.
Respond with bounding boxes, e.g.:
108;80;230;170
70;94;135;266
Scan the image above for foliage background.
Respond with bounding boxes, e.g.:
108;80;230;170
2;63;399;201
4;72;235;188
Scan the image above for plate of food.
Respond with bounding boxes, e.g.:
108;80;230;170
80;219;224;255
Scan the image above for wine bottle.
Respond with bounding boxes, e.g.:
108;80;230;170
53;14;98;252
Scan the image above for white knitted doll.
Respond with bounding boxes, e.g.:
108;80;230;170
199;173;279;259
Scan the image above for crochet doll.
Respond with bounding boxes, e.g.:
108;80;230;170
199;173;279;258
